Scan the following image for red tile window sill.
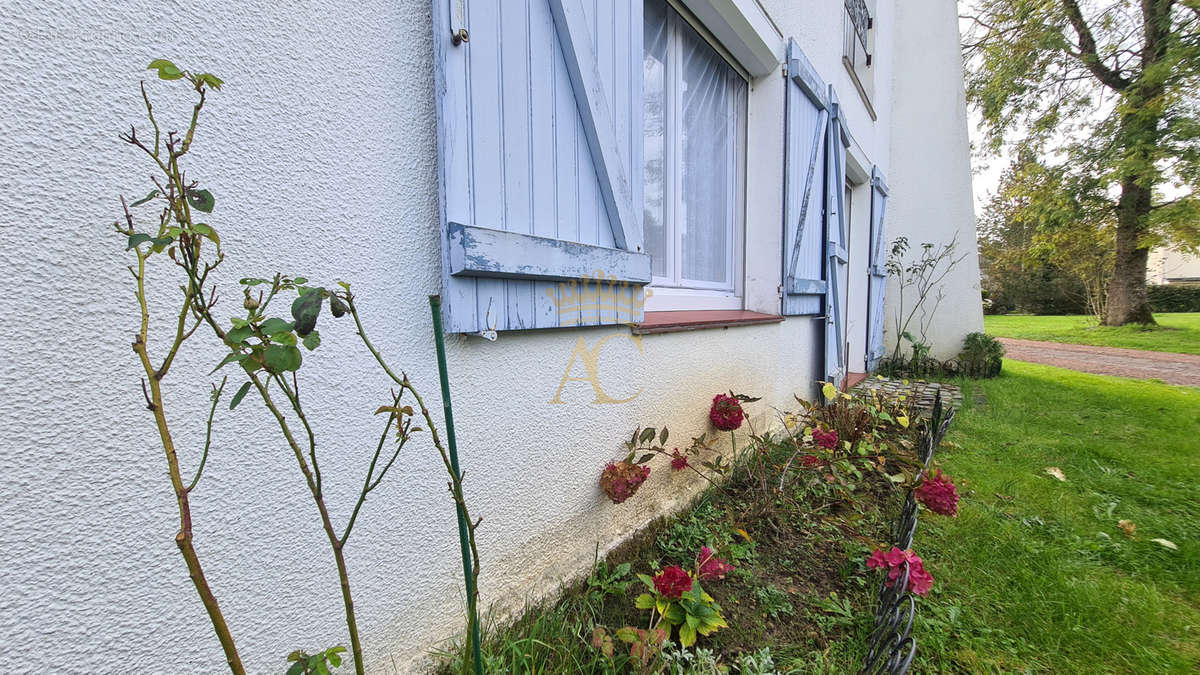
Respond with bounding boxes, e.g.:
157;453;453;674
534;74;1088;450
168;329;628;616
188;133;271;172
633;310;784;335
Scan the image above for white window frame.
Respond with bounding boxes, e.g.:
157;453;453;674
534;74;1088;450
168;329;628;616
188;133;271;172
644;0;749;313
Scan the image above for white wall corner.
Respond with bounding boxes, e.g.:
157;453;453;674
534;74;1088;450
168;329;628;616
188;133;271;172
680;0;784;77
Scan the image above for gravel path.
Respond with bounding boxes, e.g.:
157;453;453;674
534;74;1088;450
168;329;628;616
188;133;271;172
997;338;1200;387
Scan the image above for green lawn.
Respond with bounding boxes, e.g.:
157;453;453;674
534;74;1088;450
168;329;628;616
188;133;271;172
918;361;1200;672
984;312;1200;354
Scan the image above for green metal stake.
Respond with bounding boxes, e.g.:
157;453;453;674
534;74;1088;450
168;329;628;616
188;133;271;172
428;295;482;675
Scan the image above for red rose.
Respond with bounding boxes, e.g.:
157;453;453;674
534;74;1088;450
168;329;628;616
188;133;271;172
599;461;651;504
709;394;745;431
653;565;693;599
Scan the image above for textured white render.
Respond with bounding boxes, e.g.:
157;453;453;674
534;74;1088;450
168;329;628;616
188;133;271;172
886;0;985;358
0;0;973;672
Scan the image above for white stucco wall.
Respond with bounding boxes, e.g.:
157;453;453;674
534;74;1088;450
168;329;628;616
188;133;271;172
0;0;975;672
885;0;985;359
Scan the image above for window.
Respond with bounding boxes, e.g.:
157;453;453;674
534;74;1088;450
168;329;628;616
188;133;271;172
842;0;875;114
643;0;748;310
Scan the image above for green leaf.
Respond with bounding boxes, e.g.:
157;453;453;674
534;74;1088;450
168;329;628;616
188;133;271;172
210;351;248;374
678;622;697;647
614;562;631;577
226;325;253;344
148;59;183;80
685;613;700;630
196;72;224;90
272;332;297;346
634;593;655;610
263;345;302;373
285;662;305;675
659;428;669;445
229;381;253;410
130;190;159;207
186;188;215;213
636;573;655;588
291;290;323;336
259;318;294;335
615;626;639;643
639;427;656;444
126;233;152;250
149;235;174;252
329;295;349;318
302;330;321;351
192;223;220;247
293;277;309;285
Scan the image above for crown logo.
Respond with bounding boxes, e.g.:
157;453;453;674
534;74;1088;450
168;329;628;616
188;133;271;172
545;269;652;326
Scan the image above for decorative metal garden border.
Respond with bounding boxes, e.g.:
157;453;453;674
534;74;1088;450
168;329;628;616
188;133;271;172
861;394;956;675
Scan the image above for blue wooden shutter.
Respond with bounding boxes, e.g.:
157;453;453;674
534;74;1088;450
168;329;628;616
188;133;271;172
431;0;650;333
782;39;830;316
866;168;889;371
825;90;849;386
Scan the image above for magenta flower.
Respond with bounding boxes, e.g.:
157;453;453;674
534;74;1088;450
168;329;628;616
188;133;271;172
800;454;822;468
865;547;934;596
915;470;960;517
709;394;745;431
812;428;839;450
696;545;735;581
653;565;693;599
670;449;689;471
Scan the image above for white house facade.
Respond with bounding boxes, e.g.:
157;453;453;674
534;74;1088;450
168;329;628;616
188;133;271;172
0;0;982;672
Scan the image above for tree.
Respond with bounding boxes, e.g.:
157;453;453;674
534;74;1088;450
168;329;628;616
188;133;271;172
979;156;1114;318
964;0;1200;325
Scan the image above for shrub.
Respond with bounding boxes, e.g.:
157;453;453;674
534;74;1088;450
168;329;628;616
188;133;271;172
1147;284;1200;312
957;332;1005;378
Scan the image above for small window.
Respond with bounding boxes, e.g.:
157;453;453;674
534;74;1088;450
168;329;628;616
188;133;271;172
643;0;748;310
842;0;875;109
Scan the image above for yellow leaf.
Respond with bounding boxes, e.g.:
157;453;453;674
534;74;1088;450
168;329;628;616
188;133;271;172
822;382;837;400
897;416;910;429
1044;467;1067;482
735;528;752;543
1117;520;1136;538
1151;538;1178;551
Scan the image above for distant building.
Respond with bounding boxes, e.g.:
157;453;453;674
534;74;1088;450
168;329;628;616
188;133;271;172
1149;247;1200;285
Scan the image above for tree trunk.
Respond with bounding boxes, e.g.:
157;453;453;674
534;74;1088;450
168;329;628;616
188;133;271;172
1104;176;1156;325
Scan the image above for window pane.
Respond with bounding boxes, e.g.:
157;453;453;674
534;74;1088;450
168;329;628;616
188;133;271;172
643;0;669;278
678;19;740;285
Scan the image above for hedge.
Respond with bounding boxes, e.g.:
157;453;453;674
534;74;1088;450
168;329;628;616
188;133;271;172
1147;284;1200;313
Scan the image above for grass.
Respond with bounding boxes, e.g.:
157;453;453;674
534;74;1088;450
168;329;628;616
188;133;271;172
918;361;1200;672
984;312;1200;354
435;363;1200;672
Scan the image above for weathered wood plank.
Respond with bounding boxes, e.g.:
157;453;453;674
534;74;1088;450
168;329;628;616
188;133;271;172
449;223;652;283
548;0;642;253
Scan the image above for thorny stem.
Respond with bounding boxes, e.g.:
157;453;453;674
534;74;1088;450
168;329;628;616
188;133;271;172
122;194;244;673
186;377;226;493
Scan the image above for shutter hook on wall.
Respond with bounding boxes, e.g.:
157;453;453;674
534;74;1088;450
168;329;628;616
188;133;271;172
450;0;469;45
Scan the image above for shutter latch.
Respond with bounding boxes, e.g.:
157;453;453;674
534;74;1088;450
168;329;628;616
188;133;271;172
452;28;469;46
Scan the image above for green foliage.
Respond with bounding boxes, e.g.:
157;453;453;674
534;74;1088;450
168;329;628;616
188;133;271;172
634;574;728;648
984;312;1200;354
915;361;1200;671
957;333;1005;378
752;585;793;619
285;646;346;675
964;2;1200;323
1147;284;1200;312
